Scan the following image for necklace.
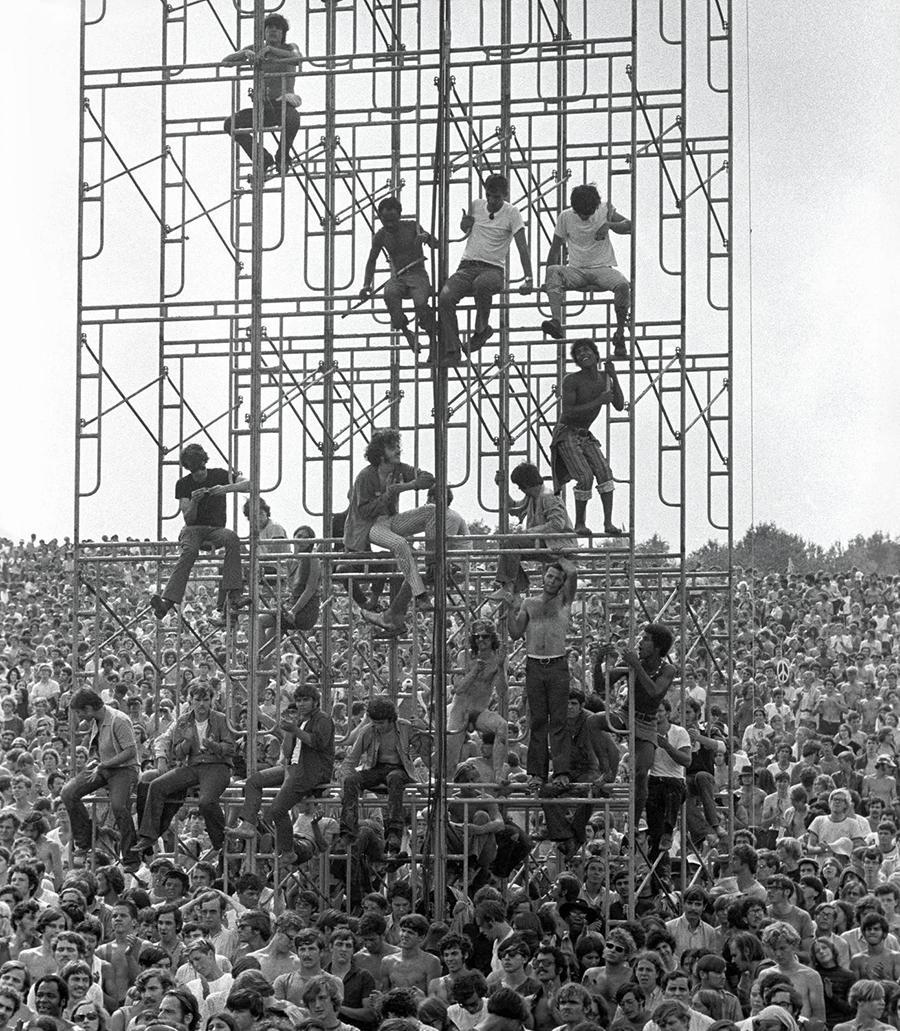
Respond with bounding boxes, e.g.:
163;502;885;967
643;658;664;680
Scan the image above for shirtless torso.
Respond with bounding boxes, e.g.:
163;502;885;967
522;592;571;658
380;947;441;993
560;367;615;431
448;651;503;732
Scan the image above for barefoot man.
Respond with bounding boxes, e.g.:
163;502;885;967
551;338;624;536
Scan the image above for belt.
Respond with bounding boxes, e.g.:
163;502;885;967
634;711;658;724
527;655;566;665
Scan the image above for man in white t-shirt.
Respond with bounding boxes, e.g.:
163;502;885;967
540;183;632;356
438;173;533;364
646;699;691;879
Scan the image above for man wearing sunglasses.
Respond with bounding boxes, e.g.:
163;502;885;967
446;618;509;781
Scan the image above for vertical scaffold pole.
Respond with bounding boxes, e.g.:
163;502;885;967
71;0;89;775
245;0;267;778
625;0;638;918
429;0;454;923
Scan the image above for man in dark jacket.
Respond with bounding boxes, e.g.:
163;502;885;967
137;683;235;856
337;696;421;853
228;683;335;863
539;689;618;852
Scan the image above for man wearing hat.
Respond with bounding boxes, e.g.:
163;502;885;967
446;618;509;780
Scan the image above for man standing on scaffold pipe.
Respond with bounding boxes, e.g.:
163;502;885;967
551;338;625;537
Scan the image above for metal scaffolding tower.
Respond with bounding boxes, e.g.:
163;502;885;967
74;0;735;912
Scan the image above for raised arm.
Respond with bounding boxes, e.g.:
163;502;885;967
604;360;625;412
558;558;578;605
622;650;675;704
507;595;530;640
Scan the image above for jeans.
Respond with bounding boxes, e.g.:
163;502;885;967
162;525;242;605
540;765;597;842
384;267;435;334
438;260;505;360
340;764;410;839
267;766;329;853
686;770;720;831
223;100;300;169
525;657;571;779
646;775;686;864
61;766;138;856
139;763;231;849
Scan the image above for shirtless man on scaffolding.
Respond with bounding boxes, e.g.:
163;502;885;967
446;617;509;781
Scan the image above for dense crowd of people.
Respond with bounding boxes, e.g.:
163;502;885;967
1;527;899;1031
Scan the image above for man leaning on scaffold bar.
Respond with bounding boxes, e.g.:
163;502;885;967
597;622;675;827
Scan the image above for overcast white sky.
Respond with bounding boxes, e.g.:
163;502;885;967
0;1;897;549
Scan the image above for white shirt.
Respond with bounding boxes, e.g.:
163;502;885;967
650;724;691;780
195;719;209;746
553;204;619;268
462;200;524;267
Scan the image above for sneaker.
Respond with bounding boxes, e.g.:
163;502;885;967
226;822;257;840
487;586;514;603
150;594;172;620
468;325;494;351
612;329;628;357
361;609;402;634
541;318;564;339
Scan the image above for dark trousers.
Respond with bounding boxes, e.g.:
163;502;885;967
525;657;571;779
496;541;553;594
686;770;720;831
162;525;242;605
540;765;597;842
61;766;138;856
268;766;328;853
139;763;231;849
340;764;410;838
438;260;505;360
238;766;284;824
223;101;300;168
137;768;183;838
646;775;686;867
634;736;657;825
